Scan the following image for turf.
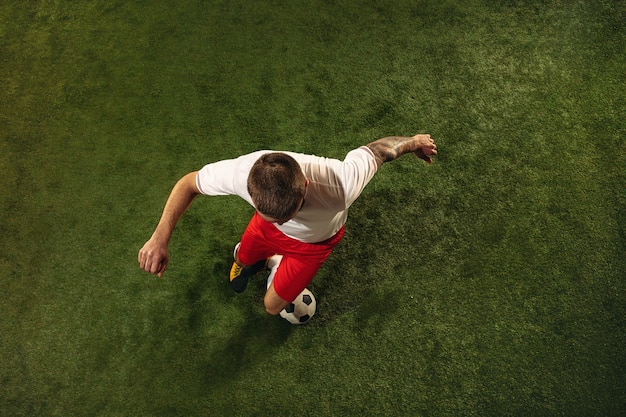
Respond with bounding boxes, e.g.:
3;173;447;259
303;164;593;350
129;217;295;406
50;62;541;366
1;0;624;416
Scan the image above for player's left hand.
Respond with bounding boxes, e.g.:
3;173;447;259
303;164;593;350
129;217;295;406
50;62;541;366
412;134;438;164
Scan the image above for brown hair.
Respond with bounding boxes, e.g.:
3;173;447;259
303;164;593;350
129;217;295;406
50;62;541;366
247;153;306;220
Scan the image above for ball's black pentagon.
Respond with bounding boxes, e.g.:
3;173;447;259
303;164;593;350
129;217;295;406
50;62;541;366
302;294;312;305
299;314;310;323
285;303;295;314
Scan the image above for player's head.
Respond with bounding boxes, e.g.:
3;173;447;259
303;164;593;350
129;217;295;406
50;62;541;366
248;152;307;223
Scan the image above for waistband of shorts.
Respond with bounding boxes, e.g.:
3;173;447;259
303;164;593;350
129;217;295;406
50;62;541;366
314;226;345;246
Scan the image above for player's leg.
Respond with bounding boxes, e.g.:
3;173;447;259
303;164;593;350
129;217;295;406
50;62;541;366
265;255;283;289
263;224;345;314
229;217;275;293
230;247;268;293
264;281;289;315
263;255;312;315
270;255;322;303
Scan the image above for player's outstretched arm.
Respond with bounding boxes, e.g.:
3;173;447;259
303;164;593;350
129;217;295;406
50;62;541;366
138;171;200;277
366;134;437;168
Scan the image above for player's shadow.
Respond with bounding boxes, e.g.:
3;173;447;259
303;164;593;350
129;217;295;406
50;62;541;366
200;312;292;386
184;245;294;385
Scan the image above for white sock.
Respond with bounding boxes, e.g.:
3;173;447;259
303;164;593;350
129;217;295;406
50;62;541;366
266;255;283;289
233;242;241;260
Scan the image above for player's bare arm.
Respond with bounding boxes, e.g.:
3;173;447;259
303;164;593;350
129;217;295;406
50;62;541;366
138;171;200;277
367;134;438;167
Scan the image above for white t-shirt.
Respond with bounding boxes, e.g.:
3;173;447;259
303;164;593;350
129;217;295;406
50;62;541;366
196;146;378;243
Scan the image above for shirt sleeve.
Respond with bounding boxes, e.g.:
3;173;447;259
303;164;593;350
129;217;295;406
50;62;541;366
339;146;378;208
195;151;267;204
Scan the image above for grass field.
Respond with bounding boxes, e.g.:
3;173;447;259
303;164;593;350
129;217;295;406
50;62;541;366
1;0;624;416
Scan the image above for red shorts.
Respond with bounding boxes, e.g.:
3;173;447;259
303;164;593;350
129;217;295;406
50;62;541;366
236;212;344;302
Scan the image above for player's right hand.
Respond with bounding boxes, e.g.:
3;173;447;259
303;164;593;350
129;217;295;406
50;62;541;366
138;238;169;278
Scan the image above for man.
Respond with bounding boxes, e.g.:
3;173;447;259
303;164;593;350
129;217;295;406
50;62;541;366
138;134;437;315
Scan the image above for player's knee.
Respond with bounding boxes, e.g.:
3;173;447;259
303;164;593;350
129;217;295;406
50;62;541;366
264;282;289;315
264;302;281;316
263;293;284;316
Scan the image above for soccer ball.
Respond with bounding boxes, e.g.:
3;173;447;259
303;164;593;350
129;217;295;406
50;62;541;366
280;288;316;325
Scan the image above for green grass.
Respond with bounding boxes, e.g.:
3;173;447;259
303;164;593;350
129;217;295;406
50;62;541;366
1;0;624;415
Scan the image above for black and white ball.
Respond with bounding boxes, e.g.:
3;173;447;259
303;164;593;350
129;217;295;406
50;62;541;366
280;288;316;324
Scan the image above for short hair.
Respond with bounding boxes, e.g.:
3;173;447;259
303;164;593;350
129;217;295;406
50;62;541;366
247;153;306;220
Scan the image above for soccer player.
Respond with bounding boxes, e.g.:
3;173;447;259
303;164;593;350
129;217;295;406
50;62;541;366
138;134;437;315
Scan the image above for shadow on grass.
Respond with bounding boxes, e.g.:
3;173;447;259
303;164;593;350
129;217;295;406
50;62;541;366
201;317;291;386
181;246;293;385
